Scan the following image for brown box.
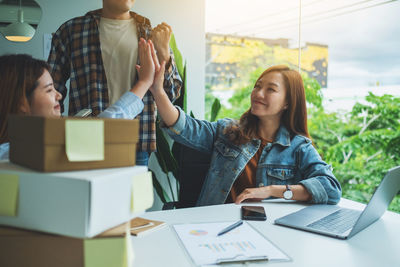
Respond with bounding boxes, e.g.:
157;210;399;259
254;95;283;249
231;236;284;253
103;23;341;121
8;115;139;172
0;223;132;267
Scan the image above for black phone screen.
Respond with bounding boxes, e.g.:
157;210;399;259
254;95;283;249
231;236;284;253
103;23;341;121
241;206;267;221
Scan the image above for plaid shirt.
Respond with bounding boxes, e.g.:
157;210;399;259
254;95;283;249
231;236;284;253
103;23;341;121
48;9;182;152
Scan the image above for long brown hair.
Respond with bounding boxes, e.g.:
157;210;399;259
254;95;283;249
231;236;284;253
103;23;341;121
0;54;50;144
224;65;310;145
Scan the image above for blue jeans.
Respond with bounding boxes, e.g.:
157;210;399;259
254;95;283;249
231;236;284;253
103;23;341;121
136;151;149;166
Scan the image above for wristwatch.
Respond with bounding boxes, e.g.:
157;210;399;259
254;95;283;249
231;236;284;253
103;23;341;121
283;184;293;200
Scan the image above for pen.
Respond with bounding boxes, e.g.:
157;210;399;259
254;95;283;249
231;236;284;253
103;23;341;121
217;220;243;236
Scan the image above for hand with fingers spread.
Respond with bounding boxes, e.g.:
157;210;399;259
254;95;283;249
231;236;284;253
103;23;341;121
130;38;156;99
150;22;173;64
148;40;166;97
136;38;155;89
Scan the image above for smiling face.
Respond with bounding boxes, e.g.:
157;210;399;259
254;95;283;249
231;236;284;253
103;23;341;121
250;71;288;120
26;70;62;117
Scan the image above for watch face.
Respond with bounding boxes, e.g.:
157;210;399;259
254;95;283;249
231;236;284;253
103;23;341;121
283;190;293;200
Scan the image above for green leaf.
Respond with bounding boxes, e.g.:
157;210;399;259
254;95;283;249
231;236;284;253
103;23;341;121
153;151;168;174
183;63;187;112
171;142;182;182
210;98;221;122
150;171;171;203
174;61;187;111
156;123;179;178
169;33;184;79
165;172;176;203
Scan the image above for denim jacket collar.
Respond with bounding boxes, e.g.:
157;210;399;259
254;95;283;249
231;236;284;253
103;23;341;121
252;125;291;147
274;125;291;147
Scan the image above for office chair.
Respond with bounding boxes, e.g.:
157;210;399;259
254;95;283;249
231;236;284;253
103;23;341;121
162;142;211;210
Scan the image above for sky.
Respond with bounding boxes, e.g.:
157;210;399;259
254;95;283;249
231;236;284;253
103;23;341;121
206;0;400;88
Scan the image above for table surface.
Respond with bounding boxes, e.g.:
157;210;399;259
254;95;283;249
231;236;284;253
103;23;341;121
130;199;400;267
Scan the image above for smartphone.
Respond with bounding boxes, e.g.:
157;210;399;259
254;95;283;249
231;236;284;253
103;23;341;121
241;206;267;221
74;108;92;117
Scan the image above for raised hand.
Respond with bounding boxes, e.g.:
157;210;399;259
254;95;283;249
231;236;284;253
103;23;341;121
150;22;172;64
148;40;166;96
145;39;179;127
136;38;155;88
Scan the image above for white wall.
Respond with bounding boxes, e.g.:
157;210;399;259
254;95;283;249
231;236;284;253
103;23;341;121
0;0;205;118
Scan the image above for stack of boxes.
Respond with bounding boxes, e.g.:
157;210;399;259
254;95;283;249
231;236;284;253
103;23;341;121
0;115;153;266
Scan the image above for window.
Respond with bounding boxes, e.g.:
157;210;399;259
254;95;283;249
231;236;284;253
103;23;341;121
205;0;400;212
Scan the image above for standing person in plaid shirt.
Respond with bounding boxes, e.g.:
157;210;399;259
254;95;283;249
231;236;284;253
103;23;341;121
48;0;182;165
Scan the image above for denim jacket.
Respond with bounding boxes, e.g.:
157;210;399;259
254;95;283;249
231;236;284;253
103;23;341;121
163;107;342;206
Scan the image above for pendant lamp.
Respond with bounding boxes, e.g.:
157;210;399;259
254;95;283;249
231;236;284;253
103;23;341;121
4;0;35;42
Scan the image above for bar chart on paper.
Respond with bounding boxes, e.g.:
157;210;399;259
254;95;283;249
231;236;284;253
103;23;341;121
173;221;290;266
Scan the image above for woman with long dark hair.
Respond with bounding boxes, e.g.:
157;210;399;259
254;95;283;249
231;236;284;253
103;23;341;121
0;38;158;160
148;40;341;205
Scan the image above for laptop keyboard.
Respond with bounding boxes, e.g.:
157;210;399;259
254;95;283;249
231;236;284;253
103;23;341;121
307;208;362;234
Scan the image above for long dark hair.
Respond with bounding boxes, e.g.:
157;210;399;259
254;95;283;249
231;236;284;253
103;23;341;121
0;54;50;144
224;65;310;145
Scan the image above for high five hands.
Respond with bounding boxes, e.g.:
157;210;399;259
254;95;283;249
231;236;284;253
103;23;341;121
135;38;166;97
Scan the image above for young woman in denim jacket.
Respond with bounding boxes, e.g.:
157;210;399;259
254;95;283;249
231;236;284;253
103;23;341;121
147;41;341;206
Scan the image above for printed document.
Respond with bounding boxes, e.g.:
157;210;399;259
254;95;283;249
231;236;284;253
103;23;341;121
173;221;290;266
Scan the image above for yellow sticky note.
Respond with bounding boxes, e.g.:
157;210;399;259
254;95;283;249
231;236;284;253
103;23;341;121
131;172;154;213
84;236;127;267
125;230;134;266
0;174;19;216
65;120;104;162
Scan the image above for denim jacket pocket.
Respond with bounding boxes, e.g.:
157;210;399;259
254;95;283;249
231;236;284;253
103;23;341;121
215;140;240;159
267;166;295;181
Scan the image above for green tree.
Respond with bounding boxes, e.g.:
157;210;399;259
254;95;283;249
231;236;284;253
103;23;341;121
311;93;400;212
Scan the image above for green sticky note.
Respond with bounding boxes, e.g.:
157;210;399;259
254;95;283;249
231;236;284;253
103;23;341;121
65;120;104;162
0;174;19;216
131;171;154;213
84;236;127;267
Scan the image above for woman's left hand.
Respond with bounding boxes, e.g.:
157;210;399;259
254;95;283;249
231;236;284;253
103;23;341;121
148;40;166;96
136;38;155;88
235;186;273;204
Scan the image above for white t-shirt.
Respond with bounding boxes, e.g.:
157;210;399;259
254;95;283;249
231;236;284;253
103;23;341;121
99;17;138;105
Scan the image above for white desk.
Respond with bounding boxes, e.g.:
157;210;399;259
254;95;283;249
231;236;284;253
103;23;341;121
131;199;400;267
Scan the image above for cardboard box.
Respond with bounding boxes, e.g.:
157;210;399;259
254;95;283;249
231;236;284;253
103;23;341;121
8;115;139;172
0;161;154;238
0;222;133;267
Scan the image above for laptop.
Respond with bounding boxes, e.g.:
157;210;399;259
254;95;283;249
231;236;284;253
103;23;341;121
274;166;400;239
